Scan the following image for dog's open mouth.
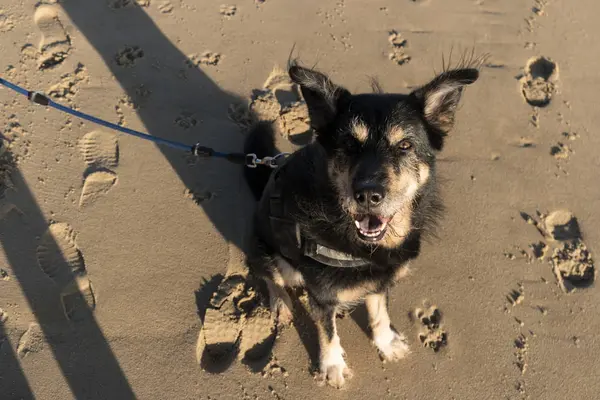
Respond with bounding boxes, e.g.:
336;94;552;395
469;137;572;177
353;214;391;242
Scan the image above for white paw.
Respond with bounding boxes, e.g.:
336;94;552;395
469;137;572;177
316;358;352;388
374;331;410;362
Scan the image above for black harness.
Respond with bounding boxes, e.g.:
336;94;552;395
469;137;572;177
268;165;370;268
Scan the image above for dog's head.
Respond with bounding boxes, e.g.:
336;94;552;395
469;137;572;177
289;63;478;247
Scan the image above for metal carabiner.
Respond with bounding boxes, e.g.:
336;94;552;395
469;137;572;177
244;152;290;168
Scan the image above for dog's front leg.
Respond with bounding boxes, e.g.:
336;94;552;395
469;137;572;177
312;301;352;388
365;292;410;362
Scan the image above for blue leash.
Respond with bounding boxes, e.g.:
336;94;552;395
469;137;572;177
0;77;287;168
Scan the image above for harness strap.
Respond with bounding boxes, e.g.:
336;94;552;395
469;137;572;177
269;166;303;260
268;165;370;268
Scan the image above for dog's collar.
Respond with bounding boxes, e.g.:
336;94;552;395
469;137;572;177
303;240;370;268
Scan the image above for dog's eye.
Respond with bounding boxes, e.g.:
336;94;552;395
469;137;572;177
398;139;412;150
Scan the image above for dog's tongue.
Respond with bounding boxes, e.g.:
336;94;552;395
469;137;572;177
356;215;387;232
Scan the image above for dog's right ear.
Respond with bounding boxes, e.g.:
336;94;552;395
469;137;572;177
289;65;350;133
409;68;479;150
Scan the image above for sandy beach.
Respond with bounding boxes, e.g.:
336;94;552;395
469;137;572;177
1;0;599;399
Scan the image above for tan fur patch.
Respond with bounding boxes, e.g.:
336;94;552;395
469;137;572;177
418;163;430;185
336;281;378;304
350;119;369;143
387;125;406;145
424;84;458;118
393;264;411;282
380;211;412;248
365;293;389;330
378;165;420;248
275;256;305;287
423;83;461;132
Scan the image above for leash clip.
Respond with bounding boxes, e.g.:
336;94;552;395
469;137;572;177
245;152;290;169
245;153;258;168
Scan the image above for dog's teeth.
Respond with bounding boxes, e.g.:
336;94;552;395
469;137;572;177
360;229;382;237
354;220;361;229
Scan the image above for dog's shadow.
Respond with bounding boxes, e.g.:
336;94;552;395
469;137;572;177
288;290;321;372
348;303;371;338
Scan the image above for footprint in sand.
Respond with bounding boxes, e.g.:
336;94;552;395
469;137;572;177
244;67;293;122
79;171;117;207
17;323;44;358
415;305;447;352
543;211;594;292
174;111;198;130
249;91;281;122
514;333;529;375
184;189;214;205
186;52;221;68
507;284;525;306
278;102;310;138
525;0;547;32
158;1;173;13
0;10;15;32
219;4;237;18
47;63;89;101
1;146;17;199
197;274;276;372
550;142;572;160
78;131;119;206
263;67;309;135
115;46;144;67
1;268;9;281
236;66;312;144
34;5;71;69
197;275;245;367
239;304;277;367
36;223;96;321
79;131;119;170
388;30;411;66
519;210;595;293
551;240;595;293
519;56;558;107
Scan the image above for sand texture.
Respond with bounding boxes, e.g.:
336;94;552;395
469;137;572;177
1;0;600;399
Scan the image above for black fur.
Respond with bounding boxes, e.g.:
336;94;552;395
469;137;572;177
243;61;479;385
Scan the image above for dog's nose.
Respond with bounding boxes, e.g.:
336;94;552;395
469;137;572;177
353;184;385;207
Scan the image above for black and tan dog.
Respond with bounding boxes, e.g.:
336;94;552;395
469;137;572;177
244;61;479;387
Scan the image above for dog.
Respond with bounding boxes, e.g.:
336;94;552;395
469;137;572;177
243;60;479;388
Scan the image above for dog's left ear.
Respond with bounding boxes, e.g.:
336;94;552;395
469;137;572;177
289;65;350;133
410;68;479;150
